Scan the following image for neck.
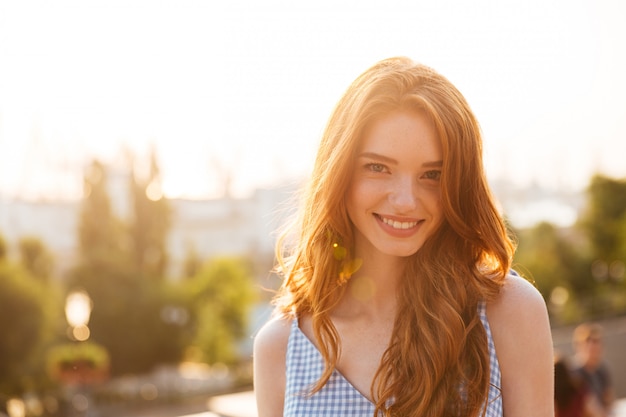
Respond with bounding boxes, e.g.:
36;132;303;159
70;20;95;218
336;254;406;320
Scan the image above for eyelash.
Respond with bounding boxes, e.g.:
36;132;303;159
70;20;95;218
364;163;441;181
422;170;442;181
365;163;388;173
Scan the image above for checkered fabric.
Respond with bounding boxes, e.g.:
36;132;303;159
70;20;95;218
480;301;504;417
284;320;377;416
284;302;503;416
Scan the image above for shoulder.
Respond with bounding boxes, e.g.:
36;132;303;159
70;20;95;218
487;272;551;349
253;315;293;417
253;315;293;378
487;273;555;416
488;272;548;322
254;314;293;352
487;273;552;362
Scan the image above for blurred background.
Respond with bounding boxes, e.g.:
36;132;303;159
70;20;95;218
0;0;625;416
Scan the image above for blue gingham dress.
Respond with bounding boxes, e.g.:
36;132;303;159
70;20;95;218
283;302;503;416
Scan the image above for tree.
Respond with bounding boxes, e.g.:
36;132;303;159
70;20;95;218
18;236;54;281
0;261;59;395
579;175;626;262
70;264;191;375
128;148;170;280
577;174;626;316
186;257;257;365
77;159;129;268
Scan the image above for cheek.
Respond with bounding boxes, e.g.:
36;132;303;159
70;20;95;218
345;179;381;229
347;178;376;208
423;189;443;218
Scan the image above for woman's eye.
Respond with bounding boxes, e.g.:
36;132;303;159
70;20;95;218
366;163;387;173
422;170;441;181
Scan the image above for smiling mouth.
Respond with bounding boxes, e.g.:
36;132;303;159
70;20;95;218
378;215;419;230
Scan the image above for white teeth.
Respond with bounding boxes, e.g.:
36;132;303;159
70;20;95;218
381;216;418;229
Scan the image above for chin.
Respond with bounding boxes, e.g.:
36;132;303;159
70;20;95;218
382;245;424;258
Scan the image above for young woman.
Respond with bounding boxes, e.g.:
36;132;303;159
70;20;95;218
254;57;554;417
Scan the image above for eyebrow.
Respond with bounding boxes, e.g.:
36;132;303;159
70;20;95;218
359;152;397;164
358;152;443;168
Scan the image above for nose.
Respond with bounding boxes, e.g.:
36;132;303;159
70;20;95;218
388;175;418;212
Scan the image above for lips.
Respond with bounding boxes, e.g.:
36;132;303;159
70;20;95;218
377;214;420;230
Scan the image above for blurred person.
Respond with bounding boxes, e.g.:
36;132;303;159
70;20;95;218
555;353;604;417
253;57;554;416
572;323;614;415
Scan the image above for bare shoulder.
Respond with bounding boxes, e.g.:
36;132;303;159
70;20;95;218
254;314;293;354
253;315;292;379
488;273;548;321
487;273;554;416
253;315;292;417
486;273;551;355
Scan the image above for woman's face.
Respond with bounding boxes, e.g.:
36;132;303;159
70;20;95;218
346;110;444;260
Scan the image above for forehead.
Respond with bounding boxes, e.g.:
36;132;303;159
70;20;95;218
358;110;441;158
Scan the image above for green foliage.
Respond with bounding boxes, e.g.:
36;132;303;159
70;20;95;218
18;236;54;281
0;261;60;395
67;264;191;376
577;175;626;316
185;257;258;365
46;341;110;379
579;175;626;261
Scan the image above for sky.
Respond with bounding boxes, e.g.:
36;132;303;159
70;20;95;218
0;0;625;201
